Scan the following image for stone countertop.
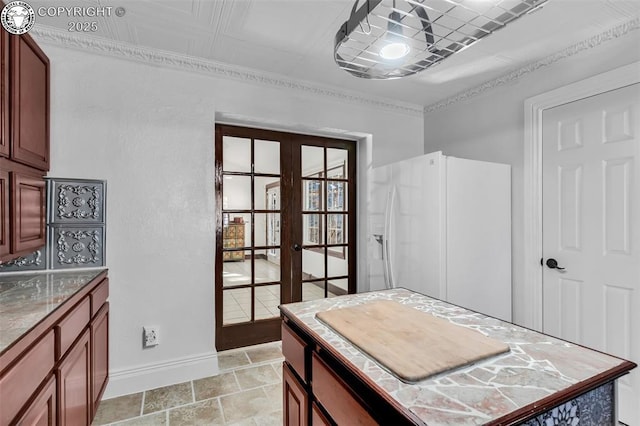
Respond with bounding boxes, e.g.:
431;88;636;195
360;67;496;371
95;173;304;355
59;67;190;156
0;269;106;354
280;288;636;426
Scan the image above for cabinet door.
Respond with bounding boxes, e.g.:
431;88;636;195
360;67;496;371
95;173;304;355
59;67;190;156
91;303;109;417
10;34;49;171
0;30;8;158
0;168;9;258
14;374;57;426
11;170;46;254
58;329;91;426
283;362;308;426
311;403;332;426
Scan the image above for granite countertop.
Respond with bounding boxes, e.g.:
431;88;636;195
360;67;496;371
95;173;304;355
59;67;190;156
0;269;106;354
280;288;635;426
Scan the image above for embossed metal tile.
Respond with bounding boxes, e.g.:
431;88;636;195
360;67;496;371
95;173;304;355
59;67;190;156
48;226;106;269
47;178;106;224
0;250;46;272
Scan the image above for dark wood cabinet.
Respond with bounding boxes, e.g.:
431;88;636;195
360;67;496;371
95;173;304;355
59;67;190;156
11;168;46;254
283;362;308;426
91;302;109;416
0;272;109;425
58;329;91;426
0;30;9;158
14;374;57;426
311;403;331;426
0;31;49;264
0;168;9;257
10;34;49;171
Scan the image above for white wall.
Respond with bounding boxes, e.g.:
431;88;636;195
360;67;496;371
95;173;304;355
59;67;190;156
40;42;423;397
423;33;640;328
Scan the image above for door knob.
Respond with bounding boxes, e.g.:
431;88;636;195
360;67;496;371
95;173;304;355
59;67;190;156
291;243;302;252
545;258;565;270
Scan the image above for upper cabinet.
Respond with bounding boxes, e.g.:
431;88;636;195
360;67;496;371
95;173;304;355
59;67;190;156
0;32;49;263
10;34;49;171
1;30;9;158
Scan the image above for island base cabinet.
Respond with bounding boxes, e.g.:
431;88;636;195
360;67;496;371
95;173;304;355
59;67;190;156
14;375;56;426
57;329;91;426
283;362;308;426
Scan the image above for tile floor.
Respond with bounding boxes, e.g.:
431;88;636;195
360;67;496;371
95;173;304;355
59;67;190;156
92;342;284;426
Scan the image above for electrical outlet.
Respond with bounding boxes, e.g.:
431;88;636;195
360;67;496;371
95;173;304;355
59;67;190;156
143;326;159;348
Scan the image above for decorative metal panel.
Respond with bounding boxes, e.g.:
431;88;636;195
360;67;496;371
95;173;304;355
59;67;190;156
47;178;106;224
49;226;105;269
0;250;46;272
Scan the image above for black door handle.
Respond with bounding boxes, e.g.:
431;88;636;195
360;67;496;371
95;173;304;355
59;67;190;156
292;243;302;252
545;258;565;270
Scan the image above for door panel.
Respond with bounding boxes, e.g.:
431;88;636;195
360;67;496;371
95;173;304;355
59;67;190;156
215;125;356;350
542;83;640;425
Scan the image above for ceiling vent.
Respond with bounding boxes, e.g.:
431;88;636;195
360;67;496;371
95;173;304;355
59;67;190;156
334;0;548;79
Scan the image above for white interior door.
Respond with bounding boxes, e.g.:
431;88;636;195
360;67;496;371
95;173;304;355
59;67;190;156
542;83;640;424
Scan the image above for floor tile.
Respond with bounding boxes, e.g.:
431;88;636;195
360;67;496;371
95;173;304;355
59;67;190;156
234;364;280;390
253;411;283;426
92;392;143;425
220;388;275;423
111;412;167;426
218;350;251;370
262;383;282;410
193;372;240;401
167;398;223;425
245;344;283;364
142;381;193;414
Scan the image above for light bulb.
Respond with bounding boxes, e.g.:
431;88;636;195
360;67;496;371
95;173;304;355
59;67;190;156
380;42;410;60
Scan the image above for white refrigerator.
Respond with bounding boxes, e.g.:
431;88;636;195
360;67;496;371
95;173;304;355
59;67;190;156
368;151;512;322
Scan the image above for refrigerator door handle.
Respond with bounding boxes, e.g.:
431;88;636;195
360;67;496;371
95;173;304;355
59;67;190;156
384;186;397;289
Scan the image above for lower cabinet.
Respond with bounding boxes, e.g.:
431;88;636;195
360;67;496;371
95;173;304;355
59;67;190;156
14;374;57;426
91;303;109;416
58;330;91;426
0;272;109;426
283;362;308;426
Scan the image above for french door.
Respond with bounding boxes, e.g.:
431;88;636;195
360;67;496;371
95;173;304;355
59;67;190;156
215;125;356;350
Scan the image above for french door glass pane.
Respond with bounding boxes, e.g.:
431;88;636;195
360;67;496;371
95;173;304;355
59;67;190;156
303;180;323;211
222;250;251;287
302;248;324;280
303;214;323;245
255;285;280;320
327;181;346;211
255;213;280;247
328;279;348;297
254;140;280;174
255;177;280;210
327;148;348;177
303;281;326;301
328;248;348;276
223;137;251;172
223;176;251;210
254;249;281;283
327;214;346;244
223;287;251;325
302;146;324;177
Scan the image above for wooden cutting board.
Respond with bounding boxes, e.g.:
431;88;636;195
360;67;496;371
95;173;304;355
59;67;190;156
315;300;510;382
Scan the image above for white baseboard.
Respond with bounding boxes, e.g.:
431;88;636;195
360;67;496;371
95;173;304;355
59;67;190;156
102;351;219;400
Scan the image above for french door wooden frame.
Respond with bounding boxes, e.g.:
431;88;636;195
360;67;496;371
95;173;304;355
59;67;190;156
215;124;357;350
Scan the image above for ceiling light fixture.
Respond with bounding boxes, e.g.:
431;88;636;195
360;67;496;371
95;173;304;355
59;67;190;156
334;0;549;80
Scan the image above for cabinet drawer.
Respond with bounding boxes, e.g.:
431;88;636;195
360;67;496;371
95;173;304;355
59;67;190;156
311;354;376;426
56;297;90;359
90;278;109;316
282;322;307;382
0;330;55;425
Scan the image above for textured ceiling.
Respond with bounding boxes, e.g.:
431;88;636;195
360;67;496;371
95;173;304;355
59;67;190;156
29;0;640;106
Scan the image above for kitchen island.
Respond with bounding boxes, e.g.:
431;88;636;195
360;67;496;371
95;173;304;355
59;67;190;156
280;288;636;425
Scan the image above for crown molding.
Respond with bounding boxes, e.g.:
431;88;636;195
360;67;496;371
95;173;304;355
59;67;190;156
424;17;640;114
29;26;424;116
